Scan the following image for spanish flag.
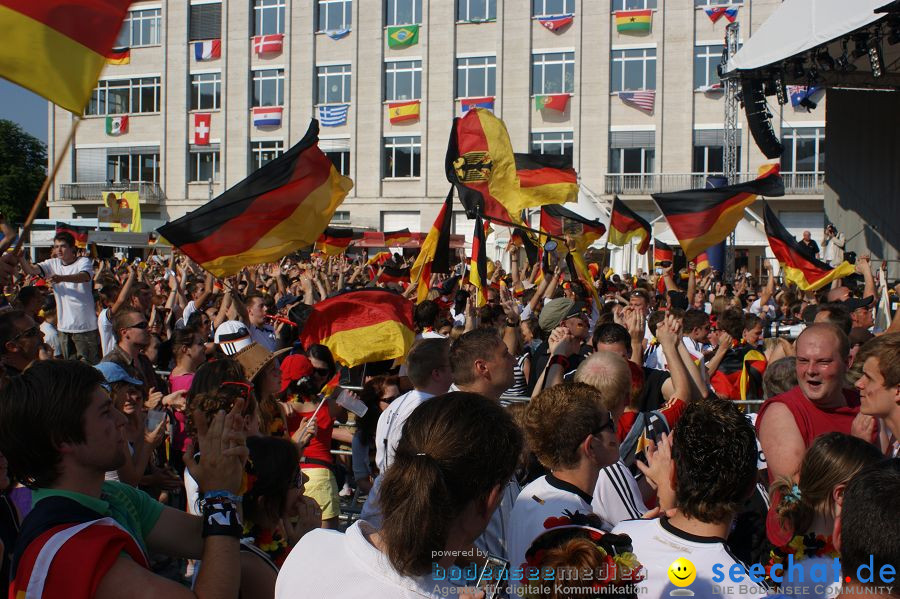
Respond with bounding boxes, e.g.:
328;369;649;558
764;203;855;291
158;120;353;277
384;228;413;245
654;239;673;265
388;100;420;124
106;47;130;65
410;190;453;303
55;223;90;248
316;227;354;256
540;204;606;252
607;196;651;254
0;0;133;114
470;213;488;307
514;153;578;207
651;167;784;260
298;289;415;367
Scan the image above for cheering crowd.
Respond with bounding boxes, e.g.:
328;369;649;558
0;229;897;599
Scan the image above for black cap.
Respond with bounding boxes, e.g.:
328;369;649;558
844;296;874;311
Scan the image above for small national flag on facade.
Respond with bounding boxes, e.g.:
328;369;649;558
615;9;652;32
461;97;495;112
106;115;128;136
788;85;821;110
607;196;651;254
253;34;283;55
107;47;130;65
697;83;724;93
704;6;728;22
538;14;574;32
318;104;349;127
194;39;221;61
193;113;211;145
387;24;419;48
325;28;351;40
388;100;420;123
384;229;413;245
618;90;656;113
252;107;283;127
724;7;739;22
535;94;570;112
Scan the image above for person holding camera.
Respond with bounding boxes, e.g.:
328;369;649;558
822;224;845;267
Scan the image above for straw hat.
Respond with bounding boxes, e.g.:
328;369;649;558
232;342;290;383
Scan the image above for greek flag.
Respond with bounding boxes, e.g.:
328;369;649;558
318;104;349;127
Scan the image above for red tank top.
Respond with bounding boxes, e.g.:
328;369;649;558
295;406;334;468
756;385;860;447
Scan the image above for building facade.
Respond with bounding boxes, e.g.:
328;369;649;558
47;0;827;273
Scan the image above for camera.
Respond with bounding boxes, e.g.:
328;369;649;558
764;321;806;340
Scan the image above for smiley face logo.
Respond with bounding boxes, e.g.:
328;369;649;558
667;557;696;587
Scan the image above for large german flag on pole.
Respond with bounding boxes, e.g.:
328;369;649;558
764;204;855;291
607;196;651;254
651;167;784;260
514;153;578;208
316;227;354;256
0;1;133;114
470;213;488;307
410;190;453;303
540;204;606;252
159;120;353;277
298;289;415;367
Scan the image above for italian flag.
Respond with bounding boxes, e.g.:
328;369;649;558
106;115;128;136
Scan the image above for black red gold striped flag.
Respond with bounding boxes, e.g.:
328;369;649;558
764;204;855;291
607;196;651;254
316;227;354;256
158;120;353;277
367;251;392;266
567;250;601;308
470;213;488;307
510;227;539;267
298;289;414;367
540;204;606;251
410;190;453;303
55;223;90;248
710;346;767;401
384;228;412;245
514;153;578;208
378;264;411;284
651;167;784;260
654;239;673;265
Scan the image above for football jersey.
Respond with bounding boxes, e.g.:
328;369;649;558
592;460;648;529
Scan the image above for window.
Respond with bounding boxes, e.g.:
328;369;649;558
318;0;351;32
190;2;222;41
386;0;422;25
331;210;351;223
251;69;284;107
781;127;825;173
384;60;422;101
317;64;352;104
610;48;656;92
86;77;161;115
456;56;496;98
458;0;496;22
250;140;284;172
695;0;741;6
383;136;421;178
691;130;741;175
531;131;573;159
326;151;351;175
191;72;221;110
609;131;655;174
321;138;351;175
107;148;160;183
611;0;656;10
532;0;574;16
531;51;575;95
694;44;724;89
115;8;161;47
189;147;220;182
254;0;286;36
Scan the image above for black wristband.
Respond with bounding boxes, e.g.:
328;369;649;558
505;319;518;328
200;498;243;538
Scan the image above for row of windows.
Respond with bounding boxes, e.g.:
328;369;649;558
613;0;741;9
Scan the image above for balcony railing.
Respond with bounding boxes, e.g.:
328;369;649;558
604;172;825;195
57;182;166;203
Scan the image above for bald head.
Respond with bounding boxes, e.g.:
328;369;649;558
827;286;851;303
795;323;850;407
574;350;631;416
797;322;850;360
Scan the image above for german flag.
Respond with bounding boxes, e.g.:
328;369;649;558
510;227;539;267
540;204;606;252
514;153;578;208
383;228;412;246
470;213;488;307
0;1;133;114
367;251;392;266
567;250;601;308
378;264;410;284
764;203;855;291
652;167;784;260
410;190;453;303
608;197;651;254
710;346;767;401
316;227;354;256
55;223;90;249
694;250;710;273
298;289;415;367
106;46;130;65
158;120;353;277
654;240;673;265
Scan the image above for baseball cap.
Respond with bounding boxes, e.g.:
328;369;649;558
95;362;143;387
844;296;874;311
275;294;300;310
214;320;252;356
538;297;575;335
279;354;314;394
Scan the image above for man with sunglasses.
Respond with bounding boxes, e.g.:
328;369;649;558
0;310;42;377
102;306;167;397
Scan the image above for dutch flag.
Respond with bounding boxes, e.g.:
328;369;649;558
194;40;221;61
252;107;283;127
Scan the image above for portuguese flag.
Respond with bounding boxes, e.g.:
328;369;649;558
158;120;353;277
316;227;355;256
540;203;606;252
607;196;651;254
514;153;578;208
651;166;784;260
298;289;415;367
764;203;855;291
615;9;652;32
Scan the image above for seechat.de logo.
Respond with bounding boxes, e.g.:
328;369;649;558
668;557;697;596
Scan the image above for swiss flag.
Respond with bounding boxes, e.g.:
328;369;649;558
194;113;211;145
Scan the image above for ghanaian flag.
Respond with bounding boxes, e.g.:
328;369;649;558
651;167;784;260
316;227;354;256
540;204;606;252
298;289;415;367
158;120;353;277
384;228;412;245
0;0;133;114
654;239;673;265
410;190;453;303
514;153;578;208
608;196;651;254
55;223;90;249
764;203;855;291
470;213;488;307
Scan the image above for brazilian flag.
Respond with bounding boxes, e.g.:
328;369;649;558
387;24;419;48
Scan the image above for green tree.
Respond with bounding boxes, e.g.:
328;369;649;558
0;119;47;222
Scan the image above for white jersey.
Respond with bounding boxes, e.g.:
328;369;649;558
98;307;116;357
474;478;520;562
612;518;768;599
38;257;96;333
592;460;647;529
40;321;61;357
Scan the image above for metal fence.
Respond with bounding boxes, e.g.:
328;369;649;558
58;181;166;202
604;172;824;195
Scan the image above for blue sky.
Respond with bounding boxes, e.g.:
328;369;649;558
0;80;48;143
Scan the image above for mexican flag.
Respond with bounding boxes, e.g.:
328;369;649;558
387;24;419;48
106;115;129;136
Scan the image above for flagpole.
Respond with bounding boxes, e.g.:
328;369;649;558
4;117;84;255
481;213;568;244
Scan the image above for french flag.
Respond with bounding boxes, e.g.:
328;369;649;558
194;40;221;61
252;106;283;127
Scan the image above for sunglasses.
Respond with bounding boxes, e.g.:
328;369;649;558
592;411;616;437
221;381;254;402
127;321;149;330
381;395;400;403
12;326;41;341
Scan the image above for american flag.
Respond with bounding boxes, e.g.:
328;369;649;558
618;90;656;113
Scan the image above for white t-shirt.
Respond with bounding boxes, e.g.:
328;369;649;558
276;520;461;598
98;307;116;357
473;477;520;562
592;460;648;529
375;389;435;472
40;321;61;357
611;518;768;599
182;300;198;326
750;298;777;319
38;257;96;333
